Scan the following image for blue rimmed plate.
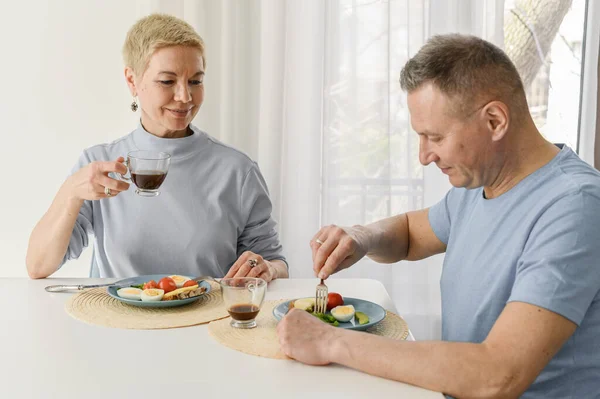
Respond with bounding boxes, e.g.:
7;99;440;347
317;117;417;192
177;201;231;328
106;274;211;308
272;297;386;331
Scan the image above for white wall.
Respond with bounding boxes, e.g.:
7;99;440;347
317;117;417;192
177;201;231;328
0;1;150;277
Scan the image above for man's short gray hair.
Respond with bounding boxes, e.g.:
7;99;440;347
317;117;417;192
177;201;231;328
400;34;527;116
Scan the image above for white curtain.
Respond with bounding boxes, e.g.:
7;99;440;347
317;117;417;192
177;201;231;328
318;0;504;340
140;0;505;340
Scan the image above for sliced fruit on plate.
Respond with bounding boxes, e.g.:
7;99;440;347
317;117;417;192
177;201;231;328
327;292;344;310
143;280;159;290
183;280;198;288
158;277;178;293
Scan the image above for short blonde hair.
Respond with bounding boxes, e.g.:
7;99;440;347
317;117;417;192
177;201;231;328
123;13;206;76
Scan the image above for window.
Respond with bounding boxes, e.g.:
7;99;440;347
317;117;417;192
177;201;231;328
322;1;426;229
504;0;588;150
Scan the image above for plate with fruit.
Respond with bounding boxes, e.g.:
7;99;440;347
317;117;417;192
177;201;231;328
106;274;211;308
272;292;386;331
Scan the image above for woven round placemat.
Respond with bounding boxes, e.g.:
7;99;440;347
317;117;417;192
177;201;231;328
65;281;229;329
208;299;410;360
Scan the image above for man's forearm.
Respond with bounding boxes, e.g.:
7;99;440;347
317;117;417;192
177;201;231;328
358;214;409;263
329;330;519;399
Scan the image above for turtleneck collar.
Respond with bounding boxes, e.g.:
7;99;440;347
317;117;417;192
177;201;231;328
131;122;208;159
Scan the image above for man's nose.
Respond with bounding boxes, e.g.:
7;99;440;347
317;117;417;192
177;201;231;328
419;141;439;166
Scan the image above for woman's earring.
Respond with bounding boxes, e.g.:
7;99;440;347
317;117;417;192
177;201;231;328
130;96;138;112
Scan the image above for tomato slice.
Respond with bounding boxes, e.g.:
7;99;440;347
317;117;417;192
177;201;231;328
183;280;198;288
143;280;158;290
327;292;344;310
158;277;177;293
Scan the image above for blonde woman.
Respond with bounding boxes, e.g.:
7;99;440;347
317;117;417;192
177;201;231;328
26;14;288;281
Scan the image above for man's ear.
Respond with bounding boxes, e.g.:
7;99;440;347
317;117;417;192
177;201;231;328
484;101;509;142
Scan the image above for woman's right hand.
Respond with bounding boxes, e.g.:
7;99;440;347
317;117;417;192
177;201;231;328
67;157;130;201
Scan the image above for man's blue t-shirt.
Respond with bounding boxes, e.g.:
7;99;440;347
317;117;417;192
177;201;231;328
429;146;600;398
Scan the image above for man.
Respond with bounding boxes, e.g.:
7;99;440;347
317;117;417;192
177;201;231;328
277;34;600;398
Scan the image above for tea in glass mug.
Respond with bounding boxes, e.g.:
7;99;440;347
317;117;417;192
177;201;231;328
119;151;171;197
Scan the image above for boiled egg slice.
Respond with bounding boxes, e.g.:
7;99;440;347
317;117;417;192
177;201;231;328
331;304;356;323
117;287;142;301
141;288;164;302
169;275;191;288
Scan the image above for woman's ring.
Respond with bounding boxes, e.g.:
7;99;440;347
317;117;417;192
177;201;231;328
248;259;258;268
315;238;324;245
104;187;112;197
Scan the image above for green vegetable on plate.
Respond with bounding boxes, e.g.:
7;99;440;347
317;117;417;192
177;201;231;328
355;311;369;325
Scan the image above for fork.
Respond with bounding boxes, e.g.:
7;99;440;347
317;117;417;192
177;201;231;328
191;276;221;284
314;279;328;313
191;276;222;291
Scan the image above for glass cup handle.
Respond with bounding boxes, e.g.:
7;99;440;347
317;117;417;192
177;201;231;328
247;282;258;303
117;158;131;182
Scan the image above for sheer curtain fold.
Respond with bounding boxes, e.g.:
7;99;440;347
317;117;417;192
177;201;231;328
180;0;325;274
141;0;505;340
318;0;504;340
429;0;504;44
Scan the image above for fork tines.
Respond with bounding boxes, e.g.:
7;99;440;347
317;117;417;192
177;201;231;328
315;279;328;314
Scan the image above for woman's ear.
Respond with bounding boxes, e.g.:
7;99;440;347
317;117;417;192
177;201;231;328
484;101;510;142
124;67;137;96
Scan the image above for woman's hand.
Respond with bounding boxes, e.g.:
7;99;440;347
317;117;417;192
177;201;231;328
310;224;371;279
67;157;130;201
225;251;278;282
277;308;343;365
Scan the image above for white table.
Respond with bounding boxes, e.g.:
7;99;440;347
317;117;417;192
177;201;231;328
0;277;444;398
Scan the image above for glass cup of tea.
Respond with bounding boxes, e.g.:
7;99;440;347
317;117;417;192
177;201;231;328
219;277;267;329
120;151;171;197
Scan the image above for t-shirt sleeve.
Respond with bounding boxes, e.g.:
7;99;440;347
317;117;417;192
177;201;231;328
237;163;287;267
428;188;457;245
508;192;600;325
57;151;95;269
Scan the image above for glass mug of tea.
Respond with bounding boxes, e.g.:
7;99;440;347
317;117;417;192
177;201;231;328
220;277;267;329
119;151;171;197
